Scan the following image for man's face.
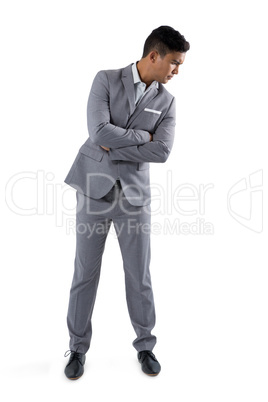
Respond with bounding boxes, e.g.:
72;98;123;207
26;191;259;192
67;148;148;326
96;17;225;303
152;51;186;84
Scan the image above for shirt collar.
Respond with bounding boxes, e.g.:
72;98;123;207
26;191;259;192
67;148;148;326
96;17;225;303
132;62;159;89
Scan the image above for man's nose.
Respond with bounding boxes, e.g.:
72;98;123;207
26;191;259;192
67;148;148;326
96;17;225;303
173;66;179;75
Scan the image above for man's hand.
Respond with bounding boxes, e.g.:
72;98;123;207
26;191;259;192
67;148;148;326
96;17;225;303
100;145;110;151
149;133;153;142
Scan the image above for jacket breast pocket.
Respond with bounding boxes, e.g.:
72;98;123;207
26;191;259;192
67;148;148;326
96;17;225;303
130;110;162;132
138;162;150;170
141;109;162;130
79;144;104;162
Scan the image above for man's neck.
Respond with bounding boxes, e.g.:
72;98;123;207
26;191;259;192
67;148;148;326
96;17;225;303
136;59;154;88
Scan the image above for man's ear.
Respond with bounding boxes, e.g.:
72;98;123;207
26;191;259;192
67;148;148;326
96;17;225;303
149;51;159;63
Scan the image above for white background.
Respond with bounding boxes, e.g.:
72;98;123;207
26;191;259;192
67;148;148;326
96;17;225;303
1;0;267;400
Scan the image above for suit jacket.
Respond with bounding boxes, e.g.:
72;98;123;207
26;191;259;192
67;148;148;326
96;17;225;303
64;63;176;206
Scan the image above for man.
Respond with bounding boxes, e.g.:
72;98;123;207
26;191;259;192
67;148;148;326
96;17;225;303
64;25;190;379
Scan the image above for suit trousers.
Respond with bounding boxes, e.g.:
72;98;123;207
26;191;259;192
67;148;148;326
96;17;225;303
66;180;157;354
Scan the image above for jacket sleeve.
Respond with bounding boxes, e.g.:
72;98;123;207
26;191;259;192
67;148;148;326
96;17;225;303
87;71;151;148
108;97;176;163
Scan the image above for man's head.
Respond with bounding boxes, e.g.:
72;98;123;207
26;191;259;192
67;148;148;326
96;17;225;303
138;26;190;85
142;25;190;58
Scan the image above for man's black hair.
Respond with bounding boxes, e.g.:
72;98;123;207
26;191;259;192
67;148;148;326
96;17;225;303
142;26;190;58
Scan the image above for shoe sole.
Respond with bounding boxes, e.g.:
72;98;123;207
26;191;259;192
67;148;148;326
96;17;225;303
145;373;160;376
67;375;83;380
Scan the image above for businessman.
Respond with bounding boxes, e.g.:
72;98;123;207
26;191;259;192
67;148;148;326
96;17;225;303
64;26;190;379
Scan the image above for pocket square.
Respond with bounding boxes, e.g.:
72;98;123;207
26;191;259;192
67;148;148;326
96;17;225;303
144;108;162;115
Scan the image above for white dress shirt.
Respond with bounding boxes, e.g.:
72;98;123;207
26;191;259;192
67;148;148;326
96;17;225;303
131;62;159;105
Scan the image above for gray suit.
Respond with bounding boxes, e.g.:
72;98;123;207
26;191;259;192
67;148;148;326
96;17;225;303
64;64;176;354
64;64;176;206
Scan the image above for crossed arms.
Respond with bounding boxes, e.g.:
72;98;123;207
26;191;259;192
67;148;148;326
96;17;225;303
87;70;176;163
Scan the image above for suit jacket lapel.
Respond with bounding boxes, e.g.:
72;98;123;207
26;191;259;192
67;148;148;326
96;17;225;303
126;86;159;128
121;65;136;116
121;64;159;128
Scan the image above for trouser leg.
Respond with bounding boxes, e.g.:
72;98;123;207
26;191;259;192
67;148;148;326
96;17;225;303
67;191;112;354
113;191;157;352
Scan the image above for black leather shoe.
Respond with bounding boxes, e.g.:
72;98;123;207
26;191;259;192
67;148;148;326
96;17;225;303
138;350;161;376
64;350;86;380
